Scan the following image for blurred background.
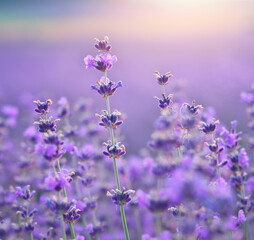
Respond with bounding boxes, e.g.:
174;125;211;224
0;0;254;153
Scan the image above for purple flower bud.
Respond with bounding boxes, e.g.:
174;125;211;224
97;110;123;128
57;97;71;118
237;209;246;224
23;126;41;143
107;188;135;206
84;53;117;72
63;206;81;224
91;79;122;97
180;100;203;117
94;36;111;52
103;141;126;159
33;99;52;115
84;55;95;69
15;185;36;201
200;119;220;134
155;94;173;109
34;117;59;133
85;223;105;237
45;169;73;191
154;71;173;85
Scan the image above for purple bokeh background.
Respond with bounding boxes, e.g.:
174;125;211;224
1;0;254;153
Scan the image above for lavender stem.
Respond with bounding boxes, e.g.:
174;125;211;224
52;162;67;240
104;70;130;240
55;159;76;240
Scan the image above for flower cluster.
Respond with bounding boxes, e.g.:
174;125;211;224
103;141;126;159
107;188;135;205
91;78;122;97
96;110;123;128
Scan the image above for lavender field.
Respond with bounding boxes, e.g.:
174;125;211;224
1;1;254;240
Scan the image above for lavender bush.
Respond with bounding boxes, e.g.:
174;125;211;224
0;37;253;240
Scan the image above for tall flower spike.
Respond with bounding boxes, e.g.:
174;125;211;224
85;36;131;240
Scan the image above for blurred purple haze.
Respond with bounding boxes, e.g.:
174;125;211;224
0;0;254;153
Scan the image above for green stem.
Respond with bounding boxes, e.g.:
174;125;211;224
241;185;251;240
57;192;67;240
56;159;68;199
216;154;221;179
177;147;182;162
52;163;67;240
74;176;92;240
104;70;130;240
155;212;161;237
30;232;34;240
162;85;165;96
134;208;142;240
120;205;130;240
55;160;76;239
69;223;76;240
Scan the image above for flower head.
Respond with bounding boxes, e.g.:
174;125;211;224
200;119;220;134
91;79;122;97
154;71;173;85
46;198;74;215
155;94;173;109
45;169;73;191
15;185;36;201
96;110;123;128
63;206;81;224
180;100;203;118
94;36;111;52
34;117;60;133
33;99;52;115
103;141;126;159
57;97;71;118
107;188;135;205
84;53;117;72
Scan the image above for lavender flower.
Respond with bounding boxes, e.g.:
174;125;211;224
200;119;220;134
84;53;117;72
94;36;111;52
63;206;81;224
154;71;173;85
45;169;73;191
96;110;123;128
155;94;173;109
107;188;135;205
15;185;36;201
33;99;52;115
34;117;59;133
91;78;122;97
103;141;126;159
